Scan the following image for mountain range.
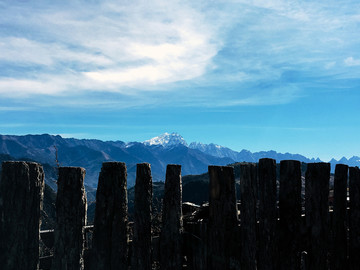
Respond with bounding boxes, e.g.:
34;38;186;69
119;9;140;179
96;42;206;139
0;132;358;187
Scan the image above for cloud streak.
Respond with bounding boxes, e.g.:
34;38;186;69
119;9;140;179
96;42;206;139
0;0;220;97
0;0;360;108
344;57;360;67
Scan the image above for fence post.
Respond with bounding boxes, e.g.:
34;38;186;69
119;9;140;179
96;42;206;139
331;164;348;270
91;162;129;270
0;161;44;270
208;165;238;270
305;163;330;270
240;163;257;270
278;160;302;270
258;158;277;270
349;166;360;270
132;163;153;270
160;164;183;270
51;167;87;270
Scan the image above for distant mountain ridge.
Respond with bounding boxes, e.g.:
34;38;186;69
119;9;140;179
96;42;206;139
0;133;358;187
189;142;323;164
0;133;233;187
144;132;188;147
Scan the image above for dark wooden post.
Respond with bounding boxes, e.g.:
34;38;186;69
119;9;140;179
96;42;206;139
0;161;44;270
160;164;183;270
305;163;330;270
258;158;277;270
132;163;153;270
349;166;360;270
278;160;302;270
240;163;258;270
208;165;238;270
331;164;348;270
52;167;87;270
91;162;129;270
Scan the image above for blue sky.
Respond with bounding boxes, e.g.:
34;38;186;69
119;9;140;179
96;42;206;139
0;0;360;161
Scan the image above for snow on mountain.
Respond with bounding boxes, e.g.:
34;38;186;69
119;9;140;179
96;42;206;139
1;133;359;187
0;133;231;187
189;141;322;164
189;142;240;160
143;132;188;148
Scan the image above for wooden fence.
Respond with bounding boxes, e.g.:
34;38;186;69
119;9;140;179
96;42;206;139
0;159;359;269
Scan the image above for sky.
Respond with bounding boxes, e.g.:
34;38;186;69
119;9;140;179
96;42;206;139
0;0;360;161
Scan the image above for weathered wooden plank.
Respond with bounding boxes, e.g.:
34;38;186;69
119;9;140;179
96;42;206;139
305;162;330;270
331;164;348;270
52;167;87;270
349;166;360;270
240;163;258;270
208;165;238;270
0;161;45;270
160;164;183;270
131;163;153;270
39;255;53;270
183;220;208;270
258;158;277;270
91;162;129;270
278;160;302;270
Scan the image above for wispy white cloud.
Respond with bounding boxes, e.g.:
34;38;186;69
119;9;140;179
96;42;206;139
0;0;360;108
0;0;219;98
204;85;301;107
0;78;65;96
0;37;112;67
344;57;360;67
0;106;32;111
325;62;336;70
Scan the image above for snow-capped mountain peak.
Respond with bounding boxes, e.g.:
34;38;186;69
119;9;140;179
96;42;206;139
143;132;188;147
189;142;224;151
